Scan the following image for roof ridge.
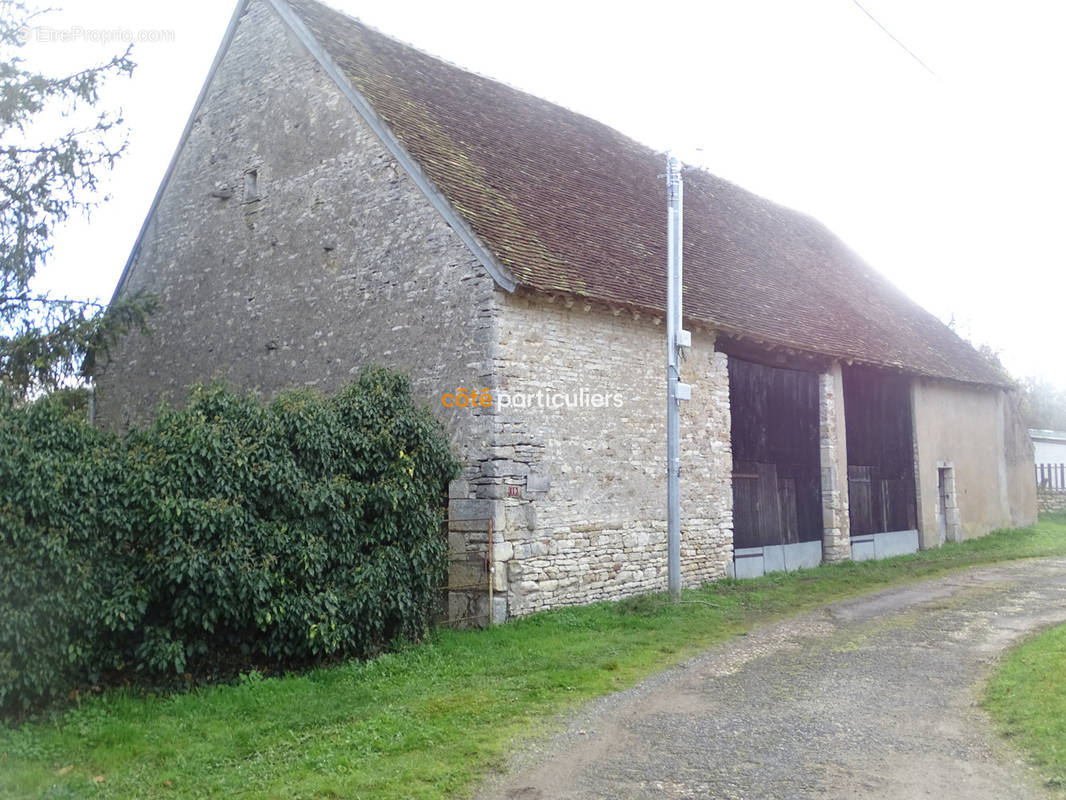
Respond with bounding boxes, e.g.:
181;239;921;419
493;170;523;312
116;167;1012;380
290;0;893;278
288;0;661;154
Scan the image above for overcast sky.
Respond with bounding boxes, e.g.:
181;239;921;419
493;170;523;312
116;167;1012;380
19;0;1066;389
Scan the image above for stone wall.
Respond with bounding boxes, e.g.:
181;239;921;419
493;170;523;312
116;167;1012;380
93;0;498;476
89;0;1038;625
819;363;851;562
476;290;734;618
90;0;738;624
1038;490;1066;516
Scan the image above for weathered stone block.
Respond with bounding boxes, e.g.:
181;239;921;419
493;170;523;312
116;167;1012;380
492;595;508;624
506;503;536;532
491;563;507;592
481;459;530;478
476;482;510;500
448;557;487;590
526;472;551;493
449;497;500;522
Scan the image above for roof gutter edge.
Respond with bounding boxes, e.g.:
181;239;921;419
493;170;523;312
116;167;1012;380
512;284;1014;390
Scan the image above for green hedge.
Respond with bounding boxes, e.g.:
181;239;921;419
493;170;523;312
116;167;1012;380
0;368;458;715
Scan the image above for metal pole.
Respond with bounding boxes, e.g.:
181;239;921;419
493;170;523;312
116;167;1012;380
666;155;683;603
487;517;494;626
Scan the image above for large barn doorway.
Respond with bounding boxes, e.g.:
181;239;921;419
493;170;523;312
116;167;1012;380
842;365;919;559
728;355;822;577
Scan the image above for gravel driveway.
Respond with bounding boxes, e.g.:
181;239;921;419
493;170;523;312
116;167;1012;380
474;557;1066;800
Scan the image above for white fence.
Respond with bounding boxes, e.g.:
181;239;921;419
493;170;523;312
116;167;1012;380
1036;463;1066;492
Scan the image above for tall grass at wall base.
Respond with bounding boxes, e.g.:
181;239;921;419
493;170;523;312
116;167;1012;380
1;520;1065;799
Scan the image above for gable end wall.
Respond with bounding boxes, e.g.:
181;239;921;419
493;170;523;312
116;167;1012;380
94;0;499;474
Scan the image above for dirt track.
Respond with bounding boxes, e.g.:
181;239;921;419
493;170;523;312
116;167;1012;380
474;558;1066;800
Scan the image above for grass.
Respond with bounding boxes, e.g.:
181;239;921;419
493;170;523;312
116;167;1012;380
985;615;1066;794
3;516;1065;800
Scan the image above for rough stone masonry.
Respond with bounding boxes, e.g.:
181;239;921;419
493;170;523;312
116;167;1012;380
95;0;1037;624
93;0;738;622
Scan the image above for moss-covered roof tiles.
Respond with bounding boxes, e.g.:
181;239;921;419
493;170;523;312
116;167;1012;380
287;0;1008;387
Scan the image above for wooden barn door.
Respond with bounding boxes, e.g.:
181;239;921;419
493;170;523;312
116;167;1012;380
728;356;821;549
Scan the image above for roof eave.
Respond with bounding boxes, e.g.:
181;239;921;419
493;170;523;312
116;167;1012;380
511;283;1013;389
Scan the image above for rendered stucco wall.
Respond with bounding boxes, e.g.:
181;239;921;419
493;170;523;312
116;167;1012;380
1003;392;1040;524
481;291;734;617
93;0;497;472
911;378;1036;545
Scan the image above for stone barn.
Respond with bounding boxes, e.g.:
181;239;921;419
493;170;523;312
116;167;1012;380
95;0;1037;621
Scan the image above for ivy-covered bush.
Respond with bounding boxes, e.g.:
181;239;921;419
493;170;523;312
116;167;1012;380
0;368;457;715
0;391;123;713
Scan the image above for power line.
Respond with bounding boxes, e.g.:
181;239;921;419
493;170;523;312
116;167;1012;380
851;0;937;77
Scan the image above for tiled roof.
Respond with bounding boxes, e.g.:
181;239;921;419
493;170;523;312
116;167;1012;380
287;0;1009;387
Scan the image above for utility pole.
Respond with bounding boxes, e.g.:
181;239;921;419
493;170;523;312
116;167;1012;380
666;154;691;603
